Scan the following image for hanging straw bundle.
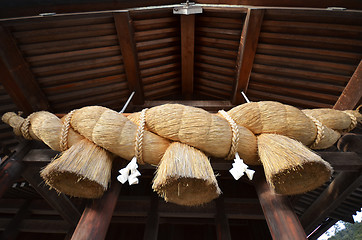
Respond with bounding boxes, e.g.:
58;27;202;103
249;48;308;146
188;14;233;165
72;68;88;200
41;138;113;198
136;104;259;165
153;142;221;206
257;134;333;195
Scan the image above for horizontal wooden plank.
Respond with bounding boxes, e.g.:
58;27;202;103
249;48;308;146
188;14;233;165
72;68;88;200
44;74;127;95
26;45;121;65
262;20;362;38
134;27;178;41
137;46;180;61
32;55;123;76
250;72;344;94
196;46;238;59
140;62;180;78
139;55;180;70
144;84;181;99
38;65;124;87
252;63;350;84
143;78;180;92
20;35;118;55
48;82;128;102
195;62;235;77
259;32;362;52
3;14;114;31
195;54;236;68
142;71;179;85
254;54;355;76
247;88;333;108
133;17;178;31
196;26;242;37
256;43;362;63
196;78;233;92
248;82;339;103
196;36;239;50
195;84;231;99
13;23;116;44
196;16;244;27
195;70;235;84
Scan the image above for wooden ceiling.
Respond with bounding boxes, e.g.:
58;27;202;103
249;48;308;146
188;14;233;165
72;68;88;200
0;1;361;240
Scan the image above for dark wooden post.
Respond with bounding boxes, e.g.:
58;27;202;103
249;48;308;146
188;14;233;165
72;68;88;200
143;194;159;240
254;172;307;240
71;180;121;240
215;197;231;240
181;14;195;99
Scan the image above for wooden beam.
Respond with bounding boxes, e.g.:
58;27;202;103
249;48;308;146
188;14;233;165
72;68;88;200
215;197;231;240
0;199;31;240
232;9;264;105
300;171;362;234
254;172;307;240
134;100;234;112
308;218;338;240
143;195;159;240
22;166;81;227
71;180;121;240
0;142;32;198
181;15;195;99
334;60;362;110
0;25;50;114
114;12;144;105
337;133;362;154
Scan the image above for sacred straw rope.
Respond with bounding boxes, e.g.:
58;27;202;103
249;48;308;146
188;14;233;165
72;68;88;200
21;113;36;140
305;114;324;149
135;108;148;164
60;110;76;152
218;110;240;160
344;111;358;133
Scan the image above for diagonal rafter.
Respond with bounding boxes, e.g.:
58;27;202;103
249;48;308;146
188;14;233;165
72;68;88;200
232;9;264;105
113;12;145;105
334;60;362;110
0;25;50;115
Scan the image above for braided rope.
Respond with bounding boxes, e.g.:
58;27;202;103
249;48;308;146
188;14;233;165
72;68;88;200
343;111;357;132
218;110;240;160
135;108;148;164
305;114;324;149
60;110;76;152
21;113;36;140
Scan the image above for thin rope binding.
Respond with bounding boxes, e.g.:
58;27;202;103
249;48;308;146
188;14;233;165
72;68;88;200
343;111;358;133
60;110;76;152
21;113;36;140
218;110;239;160
305;114;324;149
135;108;148;165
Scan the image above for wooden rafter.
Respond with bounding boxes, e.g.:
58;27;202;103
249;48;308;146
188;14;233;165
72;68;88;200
22;165;81;227
181;15;195;99
300;171;362;234
114;12;144;105
71;179;121;240
254;172;307;240
232;9;264;105
334;60;362;110
0;25;50;115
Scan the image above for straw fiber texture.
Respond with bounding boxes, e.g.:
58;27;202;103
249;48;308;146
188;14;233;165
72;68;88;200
153;142;221;206
257;134;333;195
41;138;113;198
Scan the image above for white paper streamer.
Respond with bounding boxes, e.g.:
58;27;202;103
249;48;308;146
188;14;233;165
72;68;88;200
229;152;255;181
117;157;141;185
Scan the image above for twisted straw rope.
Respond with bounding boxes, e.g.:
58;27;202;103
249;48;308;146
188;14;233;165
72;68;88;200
21;113;36;140
305;114;324;149
135;108;148;164
60;110;76;152
218;110;240;160
343;111;357;133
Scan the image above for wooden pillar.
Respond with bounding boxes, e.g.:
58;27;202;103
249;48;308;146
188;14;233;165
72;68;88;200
181;14;195;99
254;172;307;240
215;197;231;240
143;194;159;240
71;180;121;240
